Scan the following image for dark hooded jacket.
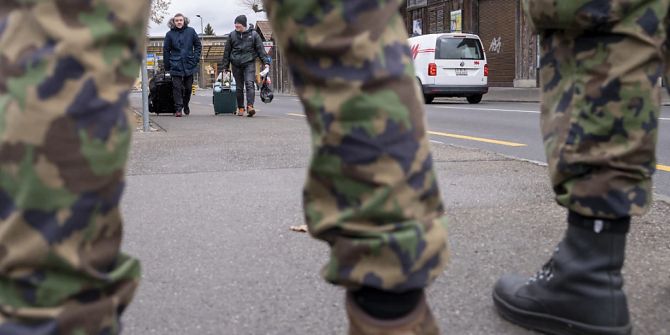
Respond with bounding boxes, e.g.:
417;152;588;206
163;16;202;76
222;28;270;70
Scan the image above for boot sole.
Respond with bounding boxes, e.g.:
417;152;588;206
493;291;631;335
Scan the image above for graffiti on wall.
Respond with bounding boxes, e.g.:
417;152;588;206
489;37;502;54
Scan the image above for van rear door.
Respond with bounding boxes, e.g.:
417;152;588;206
433;36;486;86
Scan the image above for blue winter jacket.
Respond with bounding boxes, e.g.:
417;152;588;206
163;25;202;76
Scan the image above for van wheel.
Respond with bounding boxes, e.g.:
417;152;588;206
467;95;483;104
424;95;435;104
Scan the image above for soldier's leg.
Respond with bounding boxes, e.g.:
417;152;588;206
0;1;150;334
494;2;668;334
264;0;448;333
665;9;670;111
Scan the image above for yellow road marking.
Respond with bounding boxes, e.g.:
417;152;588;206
286;113;526;147
428;131;526;147
284;114;670;171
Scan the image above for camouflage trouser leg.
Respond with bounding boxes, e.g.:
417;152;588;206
264;0;449;292
0;1;150;334
532;0;669;219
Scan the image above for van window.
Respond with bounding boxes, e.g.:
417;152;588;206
436;37;484;60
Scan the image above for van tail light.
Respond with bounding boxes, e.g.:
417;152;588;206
484;64;489;77
428;63;437;76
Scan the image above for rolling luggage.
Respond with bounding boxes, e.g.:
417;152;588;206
149;72;175;115
213;73;237;115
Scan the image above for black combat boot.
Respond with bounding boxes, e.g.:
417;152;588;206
493;212;631;335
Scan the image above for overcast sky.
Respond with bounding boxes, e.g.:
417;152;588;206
149;1;267;36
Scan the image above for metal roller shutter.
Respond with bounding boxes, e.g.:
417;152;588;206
478;0;516;86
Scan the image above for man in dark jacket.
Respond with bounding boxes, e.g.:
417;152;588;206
163;13;202;117
222;15;270;117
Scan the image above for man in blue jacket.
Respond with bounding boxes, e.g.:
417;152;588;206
163;13;202;117
222;15;270;117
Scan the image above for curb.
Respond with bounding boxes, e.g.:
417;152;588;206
431;141;670;206
130;107;164;132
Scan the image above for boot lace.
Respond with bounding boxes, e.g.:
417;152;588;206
527;246;558;283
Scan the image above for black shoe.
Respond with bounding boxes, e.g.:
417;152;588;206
493;212;631;335
184;106;190;115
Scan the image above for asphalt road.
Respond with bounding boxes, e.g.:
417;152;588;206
122;93;669;334
185;95;670;198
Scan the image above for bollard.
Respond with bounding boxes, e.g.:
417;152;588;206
141;58;150;132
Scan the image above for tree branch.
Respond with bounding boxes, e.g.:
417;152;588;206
151;0;171;25
238;0;264;12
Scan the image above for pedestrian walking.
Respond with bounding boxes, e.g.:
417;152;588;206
221;15;271;117
163;13;202;117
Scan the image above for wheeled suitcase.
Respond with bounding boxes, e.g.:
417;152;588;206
213;73;237;115
149;72;175;115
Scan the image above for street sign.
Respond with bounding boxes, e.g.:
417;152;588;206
263;41;274;55
146;53;155;70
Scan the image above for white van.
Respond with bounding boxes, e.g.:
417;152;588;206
409;33;488;104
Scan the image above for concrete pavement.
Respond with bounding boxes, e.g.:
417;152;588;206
122;94;670;334
177;95;670;198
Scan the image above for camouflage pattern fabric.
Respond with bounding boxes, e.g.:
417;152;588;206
0;1;150;334
264;0;449;292
523;0;668;219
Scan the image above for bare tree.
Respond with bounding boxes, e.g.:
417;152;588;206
151;0;171;24
238;0;265;12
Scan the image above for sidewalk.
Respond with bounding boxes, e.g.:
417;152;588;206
121;96;669;334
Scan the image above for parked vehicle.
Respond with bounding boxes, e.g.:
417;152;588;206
409;33;488;104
